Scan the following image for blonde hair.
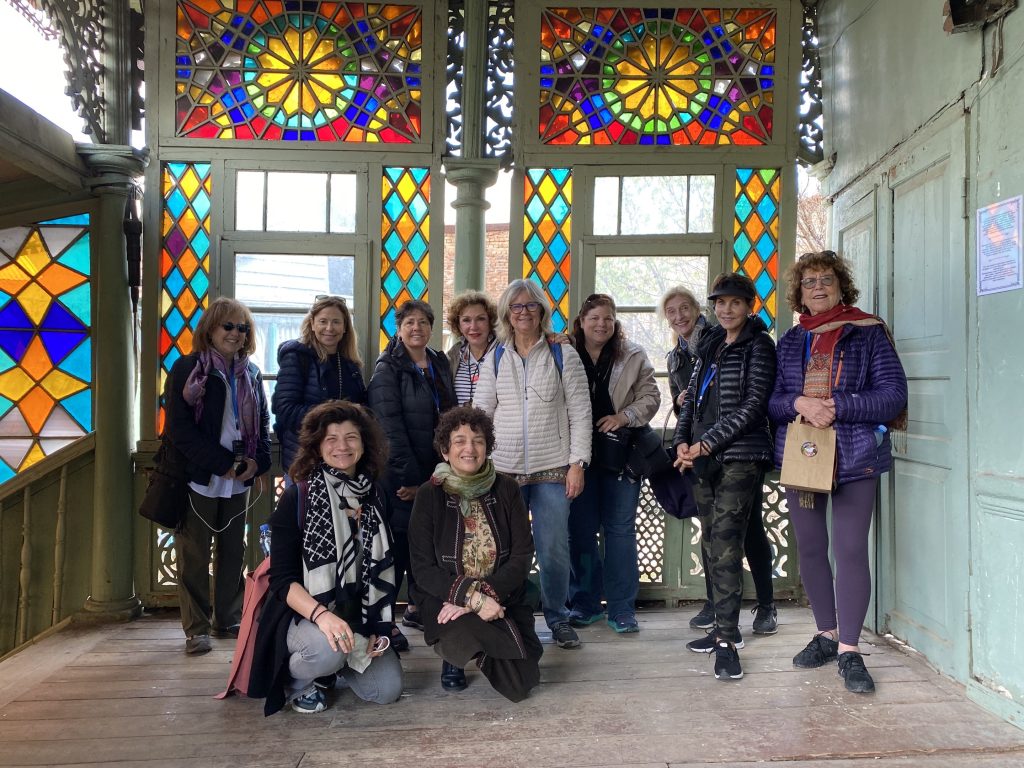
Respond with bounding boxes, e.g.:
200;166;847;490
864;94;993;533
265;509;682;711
299;296;361;365
192;297;256;358
495;279;553;343
659;285;702;318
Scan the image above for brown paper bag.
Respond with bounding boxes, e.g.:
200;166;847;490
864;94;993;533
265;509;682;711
780;417;836;493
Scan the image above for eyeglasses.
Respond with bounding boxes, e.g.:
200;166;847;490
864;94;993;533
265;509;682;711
221;322;250;333
315;294;347;304
800;275;836;289
509;302;542;314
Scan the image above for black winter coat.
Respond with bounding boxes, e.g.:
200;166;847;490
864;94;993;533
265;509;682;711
271;340;367;473
672;315;776;465
368;339;455;531
165;354;272;486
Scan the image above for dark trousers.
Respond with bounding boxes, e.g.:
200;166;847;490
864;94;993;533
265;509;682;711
391;529;418;610
175;488;247;637
700;478;774;606
691;461;766;643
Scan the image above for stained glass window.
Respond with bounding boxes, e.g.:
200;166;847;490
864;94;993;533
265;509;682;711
175;1;423;142
733;168;779;331
159;162;212;433
0;215;91;483
539;7;775;146
380;167;430;352
523;168;572;333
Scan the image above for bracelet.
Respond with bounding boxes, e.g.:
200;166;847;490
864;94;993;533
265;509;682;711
310;604;326;623
474;593;485;613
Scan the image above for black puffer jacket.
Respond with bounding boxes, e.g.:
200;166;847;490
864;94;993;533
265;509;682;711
666;316;707;416
672;315;776;465
368;338;455;530
271;340;367;473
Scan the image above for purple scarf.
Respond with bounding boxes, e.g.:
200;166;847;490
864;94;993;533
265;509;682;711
183;351;260;457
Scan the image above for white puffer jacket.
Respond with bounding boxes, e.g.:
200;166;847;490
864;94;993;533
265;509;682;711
475;338;592;475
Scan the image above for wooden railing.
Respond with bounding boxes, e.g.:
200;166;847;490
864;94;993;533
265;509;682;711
0;434;97;658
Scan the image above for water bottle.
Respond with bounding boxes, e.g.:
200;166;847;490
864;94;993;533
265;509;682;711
258;523;271;558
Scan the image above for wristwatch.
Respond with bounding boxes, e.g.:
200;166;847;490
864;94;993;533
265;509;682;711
575;459;588;469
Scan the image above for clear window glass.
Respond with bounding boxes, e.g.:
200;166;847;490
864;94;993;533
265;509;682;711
234;253;355;308
234;171;358;233
266;172;327;231
593;175;717;235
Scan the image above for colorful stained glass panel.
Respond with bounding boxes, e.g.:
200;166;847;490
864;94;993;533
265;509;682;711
523;168;572;333
175;1;423;143
159;162;212;432
380;167;430;351
733;168;779;331
0;216;91;483
540;7;775;146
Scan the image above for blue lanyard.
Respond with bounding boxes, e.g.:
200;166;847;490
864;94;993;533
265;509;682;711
696;361;718;412
419;360;441;411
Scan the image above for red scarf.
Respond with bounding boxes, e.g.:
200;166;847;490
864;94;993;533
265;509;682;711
799;304;879;359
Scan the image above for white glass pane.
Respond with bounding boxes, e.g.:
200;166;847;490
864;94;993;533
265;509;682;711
595;255;709;307
250;311;306;376
266;172;327;231
616;311;675;375
234;253;355;308
329;174;358;233
593;176;620;235
235;171;265;231
620;176;688;235
688;175;716;232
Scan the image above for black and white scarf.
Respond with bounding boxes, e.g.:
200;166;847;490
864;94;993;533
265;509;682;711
301;463;395;634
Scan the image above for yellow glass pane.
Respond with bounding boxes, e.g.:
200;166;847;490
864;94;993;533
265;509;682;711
537;175;558;204
179;167;200;201
745;175;765;202
0;263;31;295
19;441;46;471
396;172;418;203
16;231;51;277
0;368;35;401
40;369;87;399
17;283;53;325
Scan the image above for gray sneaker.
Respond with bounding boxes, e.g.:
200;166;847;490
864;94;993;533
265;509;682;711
552;623;581;649
184;634;212;655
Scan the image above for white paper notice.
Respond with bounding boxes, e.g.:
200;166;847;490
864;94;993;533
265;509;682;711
977;195;1023;296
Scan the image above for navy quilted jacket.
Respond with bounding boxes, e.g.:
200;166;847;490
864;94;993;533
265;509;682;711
769;323;908;485
271;340;367;473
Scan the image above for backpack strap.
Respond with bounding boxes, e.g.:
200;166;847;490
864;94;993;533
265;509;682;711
493;340;563;377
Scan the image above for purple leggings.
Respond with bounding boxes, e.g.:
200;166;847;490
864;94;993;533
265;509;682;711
787;478;878;647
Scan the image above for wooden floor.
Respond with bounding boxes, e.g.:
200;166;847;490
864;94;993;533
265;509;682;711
1;604;1023;768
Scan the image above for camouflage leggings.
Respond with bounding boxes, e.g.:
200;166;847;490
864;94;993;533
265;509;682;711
691;460;766;643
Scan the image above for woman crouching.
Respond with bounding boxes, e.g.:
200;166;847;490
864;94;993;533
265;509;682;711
250;401;403;715
409;406;543;700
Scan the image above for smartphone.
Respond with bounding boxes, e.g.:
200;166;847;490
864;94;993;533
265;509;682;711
232;439;247;475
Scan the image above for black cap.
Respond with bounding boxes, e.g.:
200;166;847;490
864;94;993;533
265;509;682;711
707;273;756;302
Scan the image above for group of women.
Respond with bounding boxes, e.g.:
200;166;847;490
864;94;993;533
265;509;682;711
163;248;906;716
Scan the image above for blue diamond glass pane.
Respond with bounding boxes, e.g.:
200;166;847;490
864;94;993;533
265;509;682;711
548;271;567;299
383;193;406;222
57;234;90;275
190;229;210;258
408;195;428;223
383;231;404;259
525;233;545;261
736;168;753;184
755;233;776;261
549;196;570;224
756;195;777;221
406;233;427;261
755;270;774;300
57;338;90;380
165;268;186;299
61;390;92;432
40;215;90;226
733;232;752;259
166;189;187;219
192;191;211;221
382;270;403;299
406;271;427;298
190;269;209;298
734;195;753;223
40;331;87;364
165;308;186;337
525;197;546;224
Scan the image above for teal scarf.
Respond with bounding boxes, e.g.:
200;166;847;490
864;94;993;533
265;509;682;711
432;459;497;518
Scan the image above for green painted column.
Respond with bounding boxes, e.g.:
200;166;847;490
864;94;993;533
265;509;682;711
445;0;498;292
78;146;147;621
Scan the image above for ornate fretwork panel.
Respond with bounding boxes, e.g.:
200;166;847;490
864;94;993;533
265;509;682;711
637;480;666;583
380;167;431;352
445;0;515;165
174;1;423;142
522;168;572;333
0;216;92;483
539;7;776;146
798;0;823;166
733;168;780;332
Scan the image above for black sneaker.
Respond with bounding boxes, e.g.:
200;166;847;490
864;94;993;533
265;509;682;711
792;633;839;668
687;630;744;653
838;651;875;693
552;623;581;649
290;686;327;714
402;607;424;631
441;661;468;691
751;602;778;635
714;640;743;680
390;625;410;653
689;601;715;629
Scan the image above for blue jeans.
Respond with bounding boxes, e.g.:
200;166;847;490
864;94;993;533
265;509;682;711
569;466;641;620
520;481;572;629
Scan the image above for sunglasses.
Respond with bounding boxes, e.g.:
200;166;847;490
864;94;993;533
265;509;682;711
221;322;250;333
798;250;838;262
315;294;347;304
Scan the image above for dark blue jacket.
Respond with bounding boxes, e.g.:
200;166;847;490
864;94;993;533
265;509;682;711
165;354;272;487
271;340;367;473
769;323;908;485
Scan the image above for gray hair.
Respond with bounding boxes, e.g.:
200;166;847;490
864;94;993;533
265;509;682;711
495;279;553;343
659;285;703;318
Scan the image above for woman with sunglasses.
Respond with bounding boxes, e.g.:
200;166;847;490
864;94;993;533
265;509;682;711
672;273;776;682
770;251;907;694
662;286;778;636
567;294;659;634
164;297;272;655
475;279;592;650
273;295;366;478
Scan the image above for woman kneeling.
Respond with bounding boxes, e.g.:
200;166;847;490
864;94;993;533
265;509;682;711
410;406;543;701
250;401;403;715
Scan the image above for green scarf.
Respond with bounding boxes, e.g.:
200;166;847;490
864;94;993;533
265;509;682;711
432;459;497;518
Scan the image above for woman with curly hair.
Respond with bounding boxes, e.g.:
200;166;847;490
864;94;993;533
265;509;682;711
249;401;403;715
446;290;498;406
409;406;542;699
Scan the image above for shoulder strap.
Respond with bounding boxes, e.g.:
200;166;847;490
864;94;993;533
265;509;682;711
493;343;505;375
296;480;308;529
493;340;563;377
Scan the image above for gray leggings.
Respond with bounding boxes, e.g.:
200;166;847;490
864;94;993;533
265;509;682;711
285;618;404;704
787;477;878;647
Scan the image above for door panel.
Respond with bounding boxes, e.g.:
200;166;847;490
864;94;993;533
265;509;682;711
883;118;969;681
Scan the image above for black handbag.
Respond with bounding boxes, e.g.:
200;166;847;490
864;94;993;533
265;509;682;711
138;437;189;530
591;428;631;473
625;424;674;478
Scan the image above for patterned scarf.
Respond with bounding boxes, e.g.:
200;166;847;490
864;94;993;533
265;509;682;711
301;463;395;634
432;459;496;518
182;350;260;457
799;305;879;399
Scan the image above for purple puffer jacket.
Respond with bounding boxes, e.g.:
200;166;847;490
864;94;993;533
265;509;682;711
769;323;908;486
